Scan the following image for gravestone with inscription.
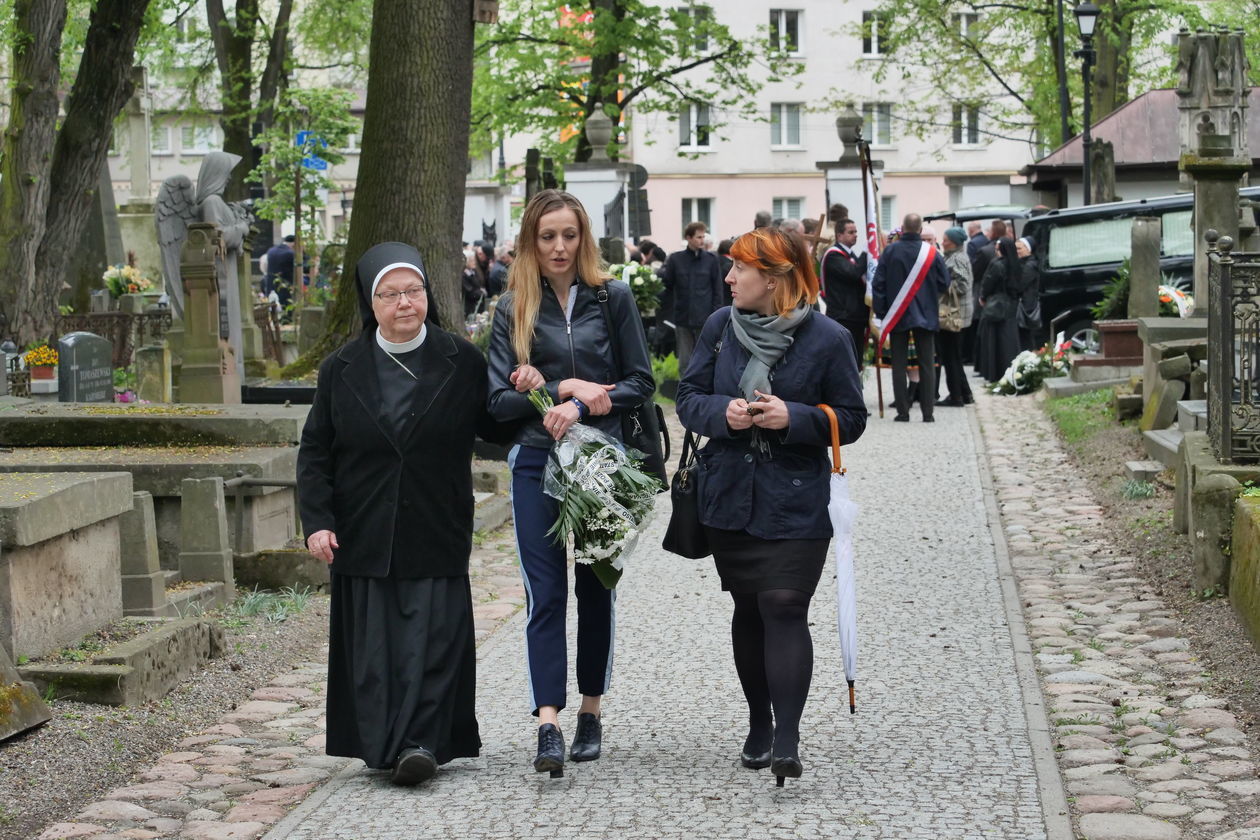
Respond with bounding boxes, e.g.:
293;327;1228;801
58;332;114;403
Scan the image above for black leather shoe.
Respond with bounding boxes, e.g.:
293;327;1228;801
923;416;935;423
935;398;963;407
391;747;437;786
893;413;910;422
570;712;602;762
740;725;773;769
534;723;565;777
962;394;975;404
771;755;804;787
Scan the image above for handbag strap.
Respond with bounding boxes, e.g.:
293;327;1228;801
816;404;845;475
595;286;624;380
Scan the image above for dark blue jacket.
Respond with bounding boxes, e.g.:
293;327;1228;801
676;307;867;539
872;233;951;332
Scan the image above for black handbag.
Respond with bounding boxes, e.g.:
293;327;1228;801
596;286;670;489
662;430;710;558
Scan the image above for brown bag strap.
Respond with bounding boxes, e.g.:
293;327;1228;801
816;404;844;474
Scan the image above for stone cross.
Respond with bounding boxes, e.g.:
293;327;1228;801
124;66;152;202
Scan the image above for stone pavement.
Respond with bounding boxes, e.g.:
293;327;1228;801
258;377;1064;840
975;388;1260;840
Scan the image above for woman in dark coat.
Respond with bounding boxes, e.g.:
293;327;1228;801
676;227;867;787
298;241;502;786
975;236;1023;383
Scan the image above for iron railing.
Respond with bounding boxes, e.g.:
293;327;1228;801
1207;230;1260;463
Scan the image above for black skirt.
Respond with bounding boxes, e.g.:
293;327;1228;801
326;572;480;769
975;315;1020;383
705;527;830;595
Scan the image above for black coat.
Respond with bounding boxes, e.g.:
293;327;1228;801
298;328;501;578
820;245;869;322
662;247;724;328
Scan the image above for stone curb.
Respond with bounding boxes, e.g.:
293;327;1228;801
974;388;1260;840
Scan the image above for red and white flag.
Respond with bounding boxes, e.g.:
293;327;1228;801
863;162;882;341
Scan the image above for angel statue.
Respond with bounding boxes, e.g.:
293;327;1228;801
155;151;253;377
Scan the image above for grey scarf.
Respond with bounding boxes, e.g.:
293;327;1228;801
730;304;810;400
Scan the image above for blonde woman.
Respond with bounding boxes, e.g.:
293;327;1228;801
486;189;655;777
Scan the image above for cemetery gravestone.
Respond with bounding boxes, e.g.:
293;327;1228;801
58;332;114;403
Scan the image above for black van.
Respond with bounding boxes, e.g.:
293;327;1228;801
1022;187;1260;349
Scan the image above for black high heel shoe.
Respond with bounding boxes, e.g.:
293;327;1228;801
771;755;804;787
740;726;773;769
534;723;565;778
570;712;602;762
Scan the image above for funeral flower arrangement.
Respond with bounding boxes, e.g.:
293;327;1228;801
102;264;154;298
608;262;664;316
527;387;661;589
22;343;58;368
991;342;1072;396
1159;284;1195;318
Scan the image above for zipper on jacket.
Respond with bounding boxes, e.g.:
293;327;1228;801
564;282;578;377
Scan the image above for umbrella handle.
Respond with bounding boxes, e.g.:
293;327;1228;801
816;404;844;474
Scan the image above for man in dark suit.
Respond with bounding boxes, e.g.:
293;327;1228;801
661;221;724;375
821;218;870;368
872;213;951;422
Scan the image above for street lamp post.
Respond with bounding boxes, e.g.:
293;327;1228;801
1074;2;1101;206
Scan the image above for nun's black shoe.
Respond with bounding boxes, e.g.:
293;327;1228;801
893;413;910;422
570;712;602;762
741;748;772;769
534;723;565;777
963;394;975;404
771;755;804;787
391;747;437;786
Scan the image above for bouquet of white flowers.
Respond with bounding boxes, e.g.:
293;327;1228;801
991;342;1071;395
527;388;661;588
608;262;665;316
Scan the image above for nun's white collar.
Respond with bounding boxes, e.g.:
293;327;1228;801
376;324;427;354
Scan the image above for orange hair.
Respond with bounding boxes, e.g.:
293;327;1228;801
728;228;819;316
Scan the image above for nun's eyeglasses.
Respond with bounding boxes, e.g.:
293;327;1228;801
374;285;426;304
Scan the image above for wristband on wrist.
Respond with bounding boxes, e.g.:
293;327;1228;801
570;397;588;420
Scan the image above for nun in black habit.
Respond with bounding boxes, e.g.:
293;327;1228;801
974;236;1023;384
298;242;504;786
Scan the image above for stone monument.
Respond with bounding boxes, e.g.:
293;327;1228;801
1177;29;1251;307
1089;139;1118;204
1128;216;1162;319
57;332;114;403
176;223;241;403
565;112;634;243
817;105;883;249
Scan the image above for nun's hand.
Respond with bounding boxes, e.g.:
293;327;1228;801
543;401;581;441
511;364;544;393
307;529;338;564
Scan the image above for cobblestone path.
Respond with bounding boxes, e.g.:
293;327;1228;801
265;378;1063;840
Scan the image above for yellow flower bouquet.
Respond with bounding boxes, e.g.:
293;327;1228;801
23;343;58;367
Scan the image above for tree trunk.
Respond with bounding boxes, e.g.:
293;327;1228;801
1092;0;1133;122
283;0;475;377
27;0;151;344
207;0;257;202
0;0;67;344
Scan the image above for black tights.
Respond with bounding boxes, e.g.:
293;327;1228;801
729;588;814;757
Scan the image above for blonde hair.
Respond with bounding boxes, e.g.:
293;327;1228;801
728;227;819;316
505;189;609;365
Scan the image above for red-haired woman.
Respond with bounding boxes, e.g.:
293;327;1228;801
486;190;655;777
676;227;867;786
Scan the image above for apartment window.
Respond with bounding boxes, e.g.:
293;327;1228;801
863;102;892;145
952;104;980;145
180;122;217;155
683;5;712;52
951;12;979;37
880;195;896;232
150;123;172;155
773;197;804;219
679;102;711;148
862;11;889;56
769;9;801;54
681;197;713;230
770;102;802;147
341;131;360;153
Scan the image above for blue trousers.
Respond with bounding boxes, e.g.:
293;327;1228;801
509;445;616;714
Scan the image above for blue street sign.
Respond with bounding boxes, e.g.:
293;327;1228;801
296;131;329;171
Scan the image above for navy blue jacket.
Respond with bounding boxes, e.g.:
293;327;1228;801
872;233;951;332
676;307;868;539
662;247;725;328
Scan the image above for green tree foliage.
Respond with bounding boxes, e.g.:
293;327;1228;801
472;0;798;164
856;0;1208;151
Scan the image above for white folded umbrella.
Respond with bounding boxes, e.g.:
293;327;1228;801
818;405;859;713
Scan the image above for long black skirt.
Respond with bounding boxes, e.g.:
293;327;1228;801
705;527;830;595
326;572;480;769
975;315;1021;383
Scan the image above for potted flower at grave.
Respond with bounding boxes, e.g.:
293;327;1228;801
102;263;154;302
23;342;58;380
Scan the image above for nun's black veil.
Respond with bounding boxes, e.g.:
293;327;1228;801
353;242;443;331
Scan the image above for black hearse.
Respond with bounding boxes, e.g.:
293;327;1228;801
1022;187;1260;348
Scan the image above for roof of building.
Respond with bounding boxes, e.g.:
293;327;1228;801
1027;87;1260;173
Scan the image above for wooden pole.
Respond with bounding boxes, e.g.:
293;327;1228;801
293;167;303;312
859;142;885;419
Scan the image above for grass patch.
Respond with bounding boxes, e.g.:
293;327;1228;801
1121;479;1157;500
1045;387;1115;445
222;585;315;627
